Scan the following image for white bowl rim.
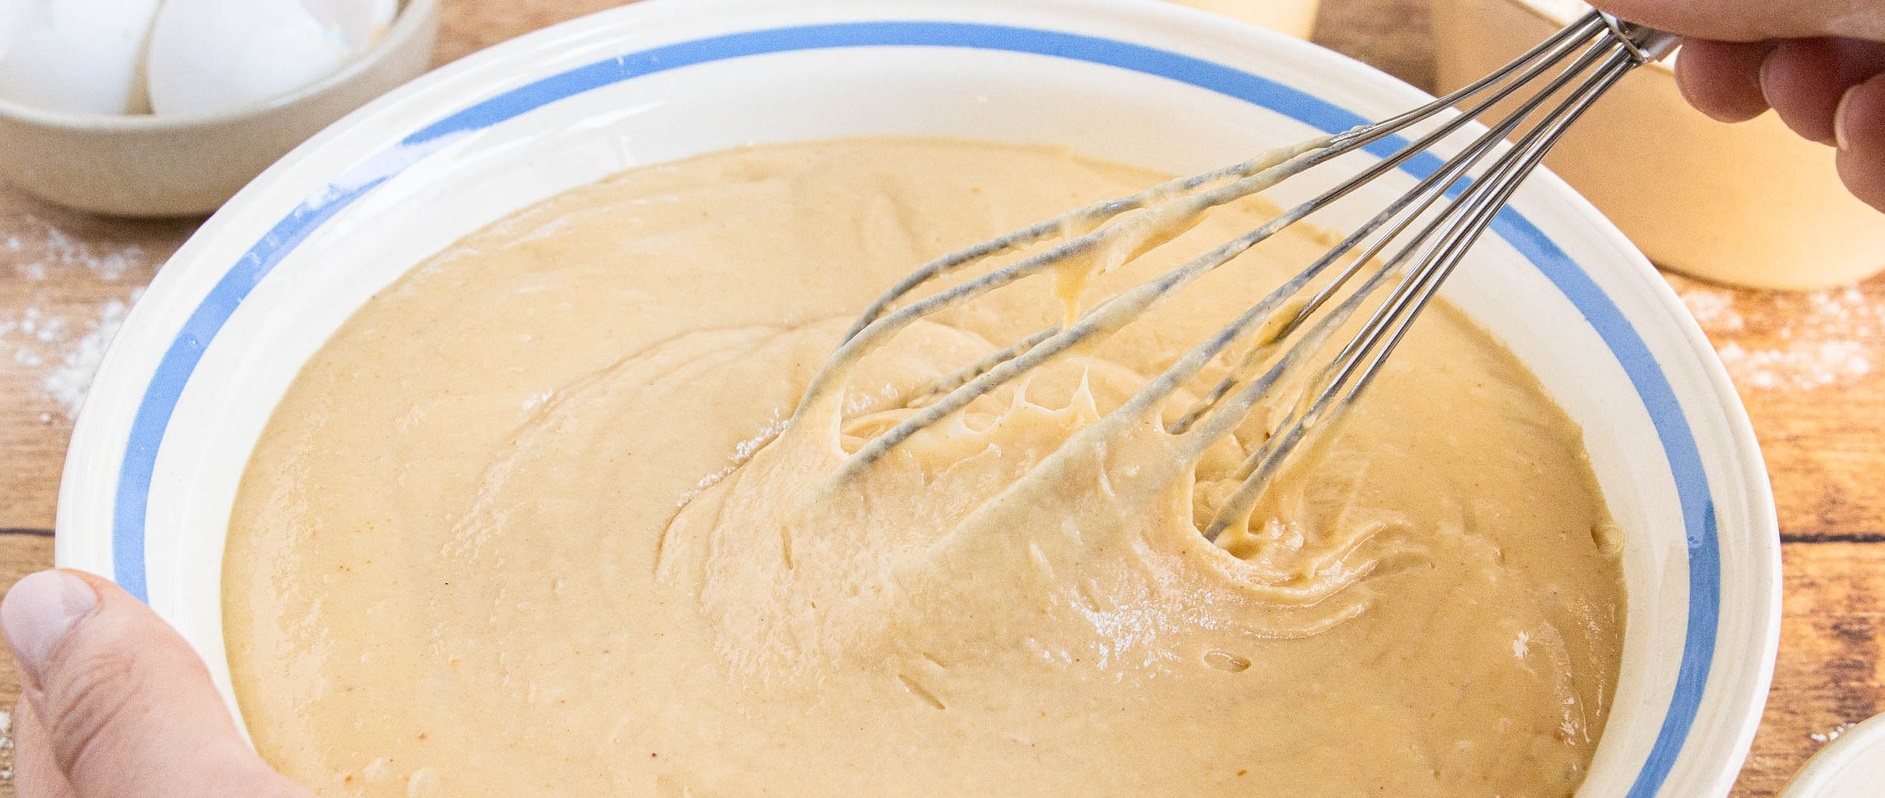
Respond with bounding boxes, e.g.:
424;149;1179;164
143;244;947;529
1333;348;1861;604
0;0;440;130
51;0;1779;794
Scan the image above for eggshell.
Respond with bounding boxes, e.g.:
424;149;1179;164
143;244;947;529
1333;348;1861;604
317;0;400;52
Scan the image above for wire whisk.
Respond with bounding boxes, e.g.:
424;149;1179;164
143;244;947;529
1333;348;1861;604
794;11;1677;541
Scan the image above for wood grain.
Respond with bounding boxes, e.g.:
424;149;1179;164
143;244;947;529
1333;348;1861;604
0;0;1880;794
1740;543;1885;796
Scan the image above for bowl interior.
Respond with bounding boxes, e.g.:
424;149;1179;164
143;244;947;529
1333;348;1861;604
54;0;1777;794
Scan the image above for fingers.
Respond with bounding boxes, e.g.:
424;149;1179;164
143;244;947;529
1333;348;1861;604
1837;73;1885;211
1;570;311;798
13;701;80;798
1674;38;1885;133
1590;0;1885;42
1675;38;1776;122
1761;38;1885;144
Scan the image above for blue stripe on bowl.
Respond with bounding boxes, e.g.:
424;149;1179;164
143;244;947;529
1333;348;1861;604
112;20;1718;796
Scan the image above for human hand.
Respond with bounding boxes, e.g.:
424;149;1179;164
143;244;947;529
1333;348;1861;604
2;570;310;798
1591;0;1885;211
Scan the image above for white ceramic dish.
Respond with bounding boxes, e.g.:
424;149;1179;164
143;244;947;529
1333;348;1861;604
0;0;438;217
1780;713;1885;798
53;0;1779;794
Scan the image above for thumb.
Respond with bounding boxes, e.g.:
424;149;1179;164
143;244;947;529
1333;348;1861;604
1590;0;1885;43
2;570;309;798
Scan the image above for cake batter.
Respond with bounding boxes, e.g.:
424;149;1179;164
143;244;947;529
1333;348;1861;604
225;138;1624;797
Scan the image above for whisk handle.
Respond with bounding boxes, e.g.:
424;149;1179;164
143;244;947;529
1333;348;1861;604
1599;13;1680;64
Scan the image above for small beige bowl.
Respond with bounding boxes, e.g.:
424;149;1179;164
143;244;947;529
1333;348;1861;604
1779;711;1885;797
1432;0;1885;290
1161;0;1323;40
0;0;439;218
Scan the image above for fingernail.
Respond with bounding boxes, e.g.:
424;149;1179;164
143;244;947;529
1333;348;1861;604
2;571;98;684
1836;89;1855;152
1758;50;1777;111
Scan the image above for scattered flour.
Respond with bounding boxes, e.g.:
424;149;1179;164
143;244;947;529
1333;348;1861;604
42;296;136;419
3;214;147;283
1680;284;1882;392
1678;287;1745;333
1716;340;1871;391
1810;721;1858;745
1;290;143;420
3;212;170;422
0;708;11;783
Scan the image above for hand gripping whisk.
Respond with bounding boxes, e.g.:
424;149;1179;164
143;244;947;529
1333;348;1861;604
794;12;1678;541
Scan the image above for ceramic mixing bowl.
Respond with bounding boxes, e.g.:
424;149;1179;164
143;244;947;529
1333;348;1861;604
54;0;1779;793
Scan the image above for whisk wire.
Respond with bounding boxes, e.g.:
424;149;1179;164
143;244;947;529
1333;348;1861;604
808;13;1618;417
1158;26;1634;439
811;11;1676;535
1201;46;1647;538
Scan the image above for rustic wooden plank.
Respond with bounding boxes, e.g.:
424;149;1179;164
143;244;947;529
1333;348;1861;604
1677;271;1885;541
435;0;634;65
0;193;190;530
1316;0;1439;88
1734;543;1885;797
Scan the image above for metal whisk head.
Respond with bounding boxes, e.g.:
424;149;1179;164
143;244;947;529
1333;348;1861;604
795;12;1676;541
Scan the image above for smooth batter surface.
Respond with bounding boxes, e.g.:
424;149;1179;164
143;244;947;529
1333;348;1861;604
226;138;1625;797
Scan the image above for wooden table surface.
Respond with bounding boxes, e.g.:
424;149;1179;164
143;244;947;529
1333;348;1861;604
1;0;1880;794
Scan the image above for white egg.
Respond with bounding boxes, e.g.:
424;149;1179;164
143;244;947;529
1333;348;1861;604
146;0;399;117
317;0;400;52
0;0;163;115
